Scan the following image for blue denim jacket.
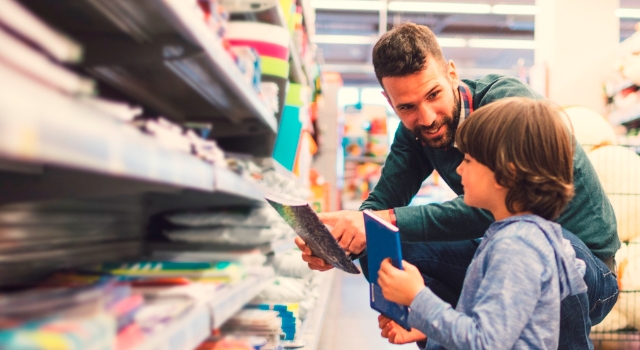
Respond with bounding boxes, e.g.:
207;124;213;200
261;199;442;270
408;214;587;350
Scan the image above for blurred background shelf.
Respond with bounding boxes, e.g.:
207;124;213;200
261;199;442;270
0;60;264;207
19;0;278;156
344;156;386;164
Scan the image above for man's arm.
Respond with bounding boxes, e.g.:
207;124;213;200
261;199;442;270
394;195;493;243
360;124;434;211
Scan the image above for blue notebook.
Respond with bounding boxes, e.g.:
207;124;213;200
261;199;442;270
364;210;411;331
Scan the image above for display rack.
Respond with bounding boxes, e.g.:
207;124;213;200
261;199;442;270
1;1;322;348
299;270;336;350
22;0;278;155
136;270;274;350
0;60;264;208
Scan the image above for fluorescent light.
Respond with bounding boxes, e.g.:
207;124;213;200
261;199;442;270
311;0;383;11
388;2;491;14
467;39;536;49
492;5;539;15
616;8;640;18
314;35;378;44
437;38;467;47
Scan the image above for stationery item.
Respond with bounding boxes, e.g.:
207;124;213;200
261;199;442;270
0;0;82;62
363;210;411;331
0;27;94;96
265;194;360;274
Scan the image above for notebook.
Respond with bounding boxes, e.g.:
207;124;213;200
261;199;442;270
364;210;411;331
265;193;360;274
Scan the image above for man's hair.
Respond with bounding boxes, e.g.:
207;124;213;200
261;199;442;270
455;97;575;221
372;23;447;87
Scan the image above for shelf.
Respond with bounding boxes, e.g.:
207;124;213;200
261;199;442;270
345;156;387;164
209;268;276;328
299;270;336;350
136;302;211;350
609;103;640;126
0;60;264;208
21;0;278;155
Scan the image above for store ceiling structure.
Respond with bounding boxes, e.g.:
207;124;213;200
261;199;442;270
313;0;640;86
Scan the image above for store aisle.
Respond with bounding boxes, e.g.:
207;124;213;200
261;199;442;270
317;269;417;350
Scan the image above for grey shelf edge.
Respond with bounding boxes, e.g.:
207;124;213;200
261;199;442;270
290;38;309;86
209;268;276;328
158;0;278;132
300;269;336;350
0;60;264;203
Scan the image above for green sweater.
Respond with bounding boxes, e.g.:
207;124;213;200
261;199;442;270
360;74;620;260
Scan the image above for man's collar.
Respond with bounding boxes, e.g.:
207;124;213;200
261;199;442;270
453;82;473;149
458;82;473;128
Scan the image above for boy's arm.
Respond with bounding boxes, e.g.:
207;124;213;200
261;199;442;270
407;236;547;350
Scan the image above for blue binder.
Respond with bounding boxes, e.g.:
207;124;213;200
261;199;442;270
364;210;411;331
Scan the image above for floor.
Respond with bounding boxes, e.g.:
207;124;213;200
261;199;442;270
317;269;417;350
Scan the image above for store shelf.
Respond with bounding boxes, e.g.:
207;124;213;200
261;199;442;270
209;268;276;328
289;39;309;86
0;60;264;207
609;103;640;125
299;270;336;350
345;156;387;164
21;0;278;150
136;303;211;350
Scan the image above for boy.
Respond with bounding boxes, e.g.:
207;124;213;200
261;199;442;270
377;97;589;349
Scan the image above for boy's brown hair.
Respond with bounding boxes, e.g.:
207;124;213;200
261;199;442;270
455;97;574;220
372;23;446;87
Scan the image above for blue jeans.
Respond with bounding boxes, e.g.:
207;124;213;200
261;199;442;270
361;229;618;349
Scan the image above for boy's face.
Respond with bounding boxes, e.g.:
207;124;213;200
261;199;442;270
456;154;503;211
381;58;460;149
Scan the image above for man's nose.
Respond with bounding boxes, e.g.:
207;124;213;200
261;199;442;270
418;103;438;127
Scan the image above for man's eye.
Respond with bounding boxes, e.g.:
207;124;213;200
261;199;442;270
428;91;439;99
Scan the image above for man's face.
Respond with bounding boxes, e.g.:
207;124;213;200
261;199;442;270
382;59;461;149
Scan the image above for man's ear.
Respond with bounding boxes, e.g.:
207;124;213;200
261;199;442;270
448;60;459;86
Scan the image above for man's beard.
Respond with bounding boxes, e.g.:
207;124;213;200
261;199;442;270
413;87;461;149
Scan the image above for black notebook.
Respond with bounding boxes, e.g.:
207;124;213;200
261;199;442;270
265;194;360;274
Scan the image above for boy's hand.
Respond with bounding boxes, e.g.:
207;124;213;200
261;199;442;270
378;315;427;344
378;259;425;306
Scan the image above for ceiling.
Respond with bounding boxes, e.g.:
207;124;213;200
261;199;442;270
313;0;640;86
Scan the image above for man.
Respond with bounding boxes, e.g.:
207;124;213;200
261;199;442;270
296;23;619;349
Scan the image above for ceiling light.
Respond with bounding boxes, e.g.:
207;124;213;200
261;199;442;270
616;8;640;18
467;39;536;49
310;0;384;11
314;35;378;45
387;2;491;14
491;5;539;15
437;38;467;47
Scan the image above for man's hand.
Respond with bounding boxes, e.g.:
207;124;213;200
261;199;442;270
317;210;367;254
378;259;425;306
294;236;334;271
378;315;427;344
